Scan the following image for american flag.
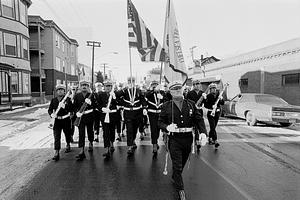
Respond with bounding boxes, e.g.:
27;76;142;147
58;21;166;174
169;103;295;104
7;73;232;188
127;0;165;62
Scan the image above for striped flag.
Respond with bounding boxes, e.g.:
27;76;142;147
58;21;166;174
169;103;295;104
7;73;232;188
163;0;188;85
127;0;165;62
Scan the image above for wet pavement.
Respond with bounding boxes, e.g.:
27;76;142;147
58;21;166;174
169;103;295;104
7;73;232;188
1;114;299;200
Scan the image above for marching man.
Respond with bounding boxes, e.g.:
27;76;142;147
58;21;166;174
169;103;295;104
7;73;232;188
203;83;224;148
186;79;205;151
48;84;73;161
94;82;103;142
73;80;97;161
119;77;147;155
158;81;207;200
98;80;118;158
145;81;166;154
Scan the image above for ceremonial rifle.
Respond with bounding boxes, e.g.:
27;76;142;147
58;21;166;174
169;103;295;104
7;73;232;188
104;84;116;123
74;92;93;127
211;83;229;117
48;90;72;129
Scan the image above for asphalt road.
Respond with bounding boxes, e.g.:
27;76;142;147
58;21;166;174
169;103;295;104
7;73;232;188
1;107;299;200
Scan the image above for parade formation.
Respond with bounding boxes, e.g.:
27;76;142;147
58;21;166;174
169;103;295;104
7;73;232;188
47;77;229;200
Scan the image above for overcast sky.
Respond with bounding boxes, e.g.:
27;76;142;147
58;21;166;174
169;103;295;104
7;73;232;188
29;0;300;82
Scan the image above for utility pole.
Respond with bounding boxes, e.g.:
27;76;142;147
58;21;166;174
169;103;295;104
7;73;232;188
100;63;108;81
87;41;101;91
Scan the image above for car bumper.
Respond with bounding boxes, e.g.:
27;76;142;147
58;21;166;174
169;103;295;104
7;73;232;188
272;118;300;124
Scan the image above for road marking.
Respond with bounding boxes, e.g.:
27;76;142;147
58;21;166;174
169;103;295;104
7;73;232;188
200;156;255;200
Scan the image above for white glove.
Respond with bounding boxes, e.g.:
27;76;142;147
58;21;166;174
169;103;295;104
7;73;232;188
199;133;207;146
51;113;57;118
219;96;223;100
166;123;177;132
110;92;116;99
202;93;207;99
154;85;161;91
85;98;91;105
59;102;65;109
157;93;163;99
143;109;147;115
76;112;83;118
102;108;110;113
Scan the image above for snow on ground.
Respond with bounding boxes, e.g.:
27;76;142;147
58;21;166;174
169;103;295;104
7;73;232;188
0;103;49;115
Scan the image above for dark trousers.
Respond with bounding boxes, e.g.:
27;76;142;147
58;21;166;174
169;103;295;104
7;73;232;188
138;115;148;133
207;111;220;141
169;135;193;190
53;118;72;150
70;115;76;137
94;111;101;135
125;117;141;146
78;119;94;148
148;113;160;144
116;110;122;134
101;120;116;148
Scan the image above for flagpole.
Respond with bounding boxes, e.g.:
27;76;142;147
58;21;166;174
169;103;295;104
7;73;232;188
129;46;133;90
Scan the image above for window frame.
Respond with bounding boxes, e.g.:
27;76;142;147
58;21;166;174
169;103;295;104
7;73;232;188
282;73;300;86
1;0;15;19
3;32;17;57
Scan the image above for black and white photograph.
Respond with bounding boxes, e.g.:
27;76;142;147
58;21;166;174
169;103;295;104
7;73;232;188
0;0;299;199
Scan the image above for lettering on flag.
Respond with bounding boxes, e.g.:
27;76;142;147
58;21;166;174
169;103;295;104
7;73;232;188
163;0;187;85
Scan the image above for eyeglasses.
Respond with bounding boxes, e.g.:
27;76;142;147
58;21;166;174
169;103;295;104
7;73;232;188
193;83;200;85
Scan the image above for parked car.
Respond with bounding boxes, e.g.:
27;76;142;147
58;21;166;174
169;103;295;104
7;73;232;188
222;93;300;127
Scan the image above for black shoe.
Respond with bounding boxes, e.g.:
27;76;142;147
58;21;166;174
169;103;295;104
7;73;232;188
52;154;59;161
76;153;86;161
215;142;220;148
178;190;186;200
127;147;134;155
65;146;71;153
94;138;99;143
132;143;137;150
110;146;115;152
102;151;111;158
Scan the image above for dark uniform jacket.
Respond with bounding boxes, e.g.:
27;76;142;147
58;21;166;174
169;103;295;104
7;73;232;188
48;96;73;117
119;87;147;119
186;89;203;104
97;91;119;122
73;92;97;123
145;90;166;113
158;99;207;135
203;92;224;110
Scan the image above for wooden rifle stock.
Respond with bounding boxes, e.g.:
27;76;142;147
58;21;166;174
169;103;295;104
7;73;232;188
74;92;93;127
211;83;229;117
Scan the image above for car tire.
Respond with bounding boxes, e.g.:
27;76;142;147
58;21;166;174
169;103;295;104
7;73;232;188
279;122;292;127
246;111;257;126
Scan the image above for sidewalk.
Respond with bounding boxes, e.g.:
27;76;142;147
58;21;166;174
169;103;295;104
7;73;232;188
0;103;49;115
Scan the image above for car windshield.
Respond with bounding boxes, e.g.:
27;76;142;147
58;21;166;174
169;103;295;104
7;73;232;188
255;95;288;105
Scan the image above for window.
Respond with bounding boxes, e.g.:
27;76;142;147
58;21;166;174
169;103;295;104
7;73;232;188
55;33;60;48
240;78;248;88
4;33;17;56
62;40;65;52
62;60;65;72
2;0;15;19
56;57;61;71
11;72;18;93
18;72;22;94
22;38;29;59
23;72;29;94
71;64;75;75
19;1;27;25
282;73;300;86
0;31;3;55
71;45;74;56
